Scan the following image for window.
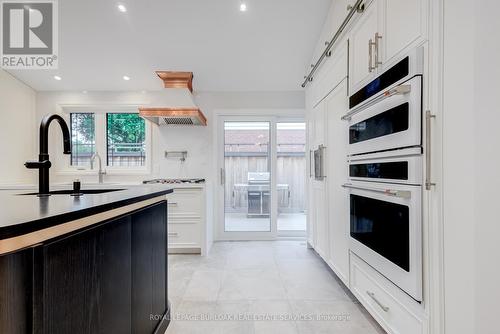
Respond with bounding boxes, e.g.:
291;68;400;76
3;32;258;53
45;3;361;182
70;113;95;166
69;112;148;170
106;113;146;167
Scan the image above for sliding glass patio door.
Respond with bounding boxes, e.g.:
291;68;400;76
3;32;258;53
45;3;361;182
217;116;306;240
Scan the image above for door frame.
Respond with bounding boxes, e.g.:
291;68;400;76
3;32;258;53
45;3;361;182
215;114;306;241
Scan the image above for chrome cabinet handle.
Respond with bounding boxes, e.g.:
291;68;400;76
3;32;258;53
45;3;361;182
220;168;225;185
366;291;389;312
368;38;376;72
425;110;436;190
309;149;314;178
168;202;178;206
374;32;382;68
168;232;179;237
342;183;411;199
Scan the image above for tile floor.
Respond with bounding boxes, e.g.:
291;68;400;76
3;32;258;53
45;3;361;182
165;240;386;334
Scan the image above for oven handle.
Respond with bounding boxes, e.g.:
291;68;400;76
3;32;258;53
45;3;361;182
342;183;411;199
341;84;412;121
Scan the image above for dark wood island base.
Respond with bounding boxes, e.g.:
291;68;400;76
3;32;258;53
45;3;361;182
0;195;171;334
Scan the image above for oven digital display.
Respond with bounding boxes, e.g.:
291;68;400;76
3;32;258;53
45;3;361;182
350;194;410;271
349;103;409;145
349;161;409;180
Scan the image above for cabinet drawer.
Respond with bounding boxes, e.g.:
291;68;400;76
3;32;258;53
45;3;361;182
166;188;203;217
168;223;201;247
350;253;424;334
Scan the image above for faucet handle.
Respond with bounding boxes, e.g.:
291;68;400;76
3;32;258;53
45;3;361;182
25;160;51;169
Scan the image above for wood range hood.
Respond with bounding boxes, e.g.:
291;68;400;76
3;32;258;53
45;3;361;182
139;71;207;126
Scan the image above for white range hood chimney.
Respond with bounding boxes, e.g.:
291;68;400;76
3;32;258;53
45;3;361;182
139;72;207;126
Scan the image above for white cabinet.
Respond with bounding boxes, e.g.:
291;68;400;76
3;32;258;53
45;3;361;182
350;253;427;334
381;0;426;69
325;79;350;285
348;0;379;92
307;100;328;259
349;0;427;92
166;185;212;255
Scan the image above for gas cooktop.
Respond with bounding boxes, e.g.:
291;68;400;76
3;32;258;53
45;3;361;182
142;178;205;184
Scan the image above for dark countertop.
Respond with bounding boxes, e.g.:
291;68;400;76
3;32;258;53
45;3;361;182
0;184;174;240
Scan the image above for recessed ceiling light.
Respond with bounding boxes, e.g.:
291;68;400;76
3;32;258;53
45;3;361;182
117;4;127;12
239;3;247;11
123;75;130;81
54;75;62;81
82;90;88;94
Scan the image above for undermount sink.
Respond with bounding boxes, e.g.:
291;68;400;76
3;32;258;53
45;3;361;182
19;189;125;196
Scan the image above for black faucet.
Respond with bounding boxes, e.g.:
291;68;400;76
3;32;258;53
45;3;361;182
25;114;71;195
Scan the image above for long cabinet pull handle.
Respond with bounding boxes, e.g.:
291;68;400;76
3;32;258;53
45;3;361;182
220;168;225;185
368;39;376;72
168;202;178;206
309;149;314;178
366;291;390;312
374;32;382;67
342;183;411;199
341;84;411;121
168;232;179;237
425;110;436;190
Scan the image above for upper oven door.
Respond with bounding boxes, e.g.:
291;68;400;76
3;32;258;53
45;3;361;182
347;76;422;156
344;180;422;301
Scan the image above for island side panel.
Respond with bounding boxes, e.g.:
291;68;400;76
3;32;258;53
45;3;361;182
0;248;33;334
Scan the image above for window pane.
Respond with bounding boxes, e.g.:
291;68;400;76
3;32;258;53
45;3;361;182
70;113;95;166
106;113;146;167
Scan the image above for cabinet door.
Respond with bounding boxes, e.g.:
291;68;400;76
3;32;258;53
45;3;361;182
306;112;316;247
38;216;131;334
0;248;33;334
348;0;379;92
380;0;425;67
131;203;168;333
310;101;328;259
325;79;350;285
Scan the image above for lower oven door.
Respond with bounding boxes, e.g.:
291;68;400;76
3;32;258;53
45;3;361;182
344;180;422;301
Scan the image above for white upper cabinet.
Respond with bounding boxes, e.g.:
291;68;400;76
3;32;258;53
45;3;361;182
349;0;427;93
380;0;427;68
348;0;379;93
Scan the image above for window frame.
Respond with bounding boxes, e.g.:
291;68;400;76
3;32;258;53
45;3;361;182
59;109;151;175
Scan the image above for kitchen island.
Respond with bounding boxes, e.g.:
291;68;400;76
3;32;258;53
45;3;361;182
0;184;173;334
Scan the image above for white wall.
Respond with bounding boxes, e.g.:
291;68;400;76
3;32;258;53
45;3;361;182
34;90;305;185
472;1;500;333
0;70;36;185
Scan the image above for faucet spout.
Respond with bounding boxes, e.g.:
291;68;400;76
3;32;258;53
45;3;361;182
25;114;72;195
40;114;71;155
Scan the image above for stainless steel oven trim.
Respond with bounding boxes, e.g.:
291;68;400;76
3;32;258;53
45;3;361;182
342;84;412;121
347;180;422;301
348;76;422;156
342;183;411;199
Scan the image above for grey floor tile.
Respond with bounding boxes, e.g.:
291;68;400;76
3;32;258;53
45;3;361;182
183;270;225;301
166;241;385;334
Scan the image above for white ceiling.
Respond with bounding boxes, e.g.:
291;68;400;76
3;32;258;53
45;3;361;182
8;0;331;92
